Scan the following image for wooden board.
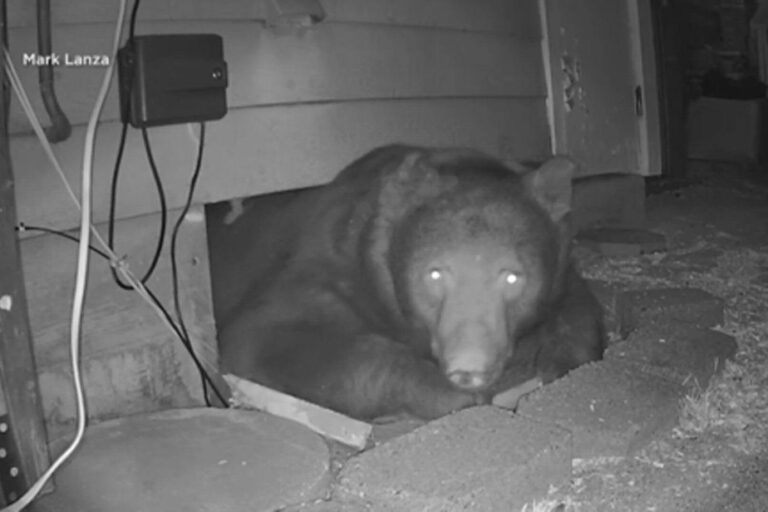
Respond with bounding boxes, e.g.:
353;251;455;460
0;26;51;499
6;0;540;37
6;21;543;133
225;374;372;450
21;206;218;435
13;98;550;232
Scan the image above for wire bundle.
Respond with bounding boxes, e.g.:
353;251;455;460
2;0;227;509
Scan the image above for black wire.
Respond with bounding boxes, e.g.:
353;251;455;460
107;121;132;288
128;0;140;41
170;124;205;343
141;125;168;272
170;123;220;406
109;0;169;291
16;224;111;260
17;222;229;407
107;127;168;290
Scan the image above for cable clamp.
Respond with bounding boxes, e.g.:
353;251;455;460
110;255;130;272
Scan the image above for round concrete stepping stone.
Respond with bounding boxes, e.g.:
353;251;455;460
36;408;331;512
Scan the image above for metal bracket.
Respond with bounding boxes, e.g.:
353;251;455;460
0;415;27;504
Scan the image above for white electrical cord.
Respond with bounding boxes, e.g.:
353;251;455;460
0;1;128;510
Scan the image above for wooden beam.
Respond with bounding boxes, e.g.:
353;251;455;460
0;0;51;504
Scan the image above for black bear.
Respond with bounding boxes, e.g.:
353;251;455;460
207;145;605;420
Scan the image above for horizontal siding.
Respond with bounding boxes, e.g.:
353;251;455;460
7;0;540;37
13;98;550;231
7;20;544;133
10;0;548;231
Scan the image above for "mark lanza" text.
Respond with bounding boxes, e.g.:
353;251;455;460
22;53;110;67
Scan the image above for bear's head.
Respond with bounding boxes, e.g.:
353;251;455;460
387;150;575;392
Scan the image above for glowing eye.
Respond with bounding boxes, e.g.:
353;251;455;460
428;269;443;281
503;271;519;285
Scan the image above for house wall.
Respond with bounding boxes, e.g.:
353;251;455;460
9;0;549;232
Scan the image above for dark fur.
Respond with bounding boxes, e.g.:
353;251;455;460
208;145;605;420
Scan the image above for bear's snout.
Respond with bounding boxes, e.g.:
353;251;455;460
438;321;507;391
447;368;494;390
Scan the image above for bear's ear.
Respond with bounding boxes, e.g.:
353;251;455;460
521;156;576;225
380;150;457;211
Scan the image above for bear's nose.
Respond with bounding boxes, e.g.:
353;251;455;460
447;370;489;390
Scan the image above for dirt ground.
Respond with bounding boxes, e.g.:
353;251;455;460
531;162;768;511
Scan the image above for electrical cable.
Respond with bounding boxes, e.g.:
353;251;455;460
102;0;226;403
108;0;169;291
169;123;215;405
0;1;129;510
15;223;209;396
16;224;111;260
107;125;168;290
128;0;140;41
19;130;230;409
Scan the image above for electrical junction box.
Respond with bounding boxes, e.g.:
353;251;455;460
118;34;228;128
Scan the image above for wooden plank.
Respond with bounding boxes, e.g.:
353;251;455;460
12;98;550;232
0;4;51;499
492;377;543;409
225;374;372;450
6;0;540;37
6;21;543;133
22;206;217;436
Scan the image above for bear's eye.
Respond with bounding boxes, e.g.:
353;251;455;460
502;270;521;286
428;269;443;281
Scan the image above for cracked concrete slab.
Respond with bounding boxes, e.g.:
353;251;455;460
335;406;571;512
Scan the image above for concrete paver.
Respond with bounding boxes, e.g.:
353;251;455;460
617;287;725;337
518;361;684;459
572;173;646;231
35;408;331;512
606;325;737;390
335;406;572;512
576;228;667;257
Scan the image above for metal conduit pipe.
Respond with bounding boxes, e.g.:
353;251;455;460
37;0;71;142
